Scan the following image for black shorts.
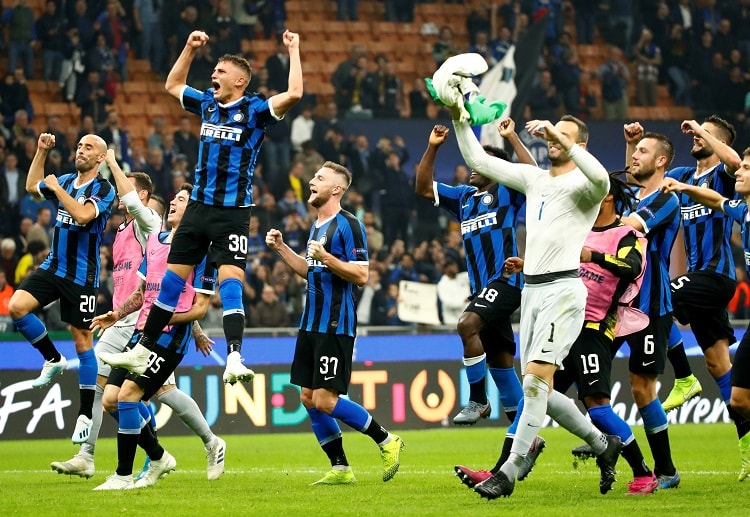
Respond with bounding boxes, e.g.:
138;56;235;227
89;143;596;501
732;321;750;390
290;330;354;394
466;280;521;357
125;345;184;401
168;199;252;269
671;271;736;351
107;332;139;389
18;268;97;329
618;313;671;375
558;326;613;400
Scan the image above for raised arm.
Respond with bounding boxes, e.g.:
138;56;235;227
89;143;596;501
452;119;533;192
106;149;161;234
415;125;450;201
266;228;309;278
269;30;303;118
681;119;742;175
165;31;208;99
497;118;537;166
661;176;728;212
623;121;644;173
27;133;54;194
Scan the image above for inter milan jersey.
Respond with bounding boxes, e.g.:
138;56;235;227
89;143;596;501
39;173;115;287
722;199;750;275
137;232;217;354
627;189;680;317
434;182;525;294
299;210;368;337
182;86;278;207
667;163;736;279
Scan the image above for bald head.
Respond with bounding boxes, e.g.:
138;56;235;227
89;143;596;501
75;134;108;174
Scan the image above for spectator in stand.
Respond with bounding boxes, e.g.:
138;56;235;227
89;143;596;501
8;109;33;159
552;46;583;113
133;0;165;75
0;71;30;129
262;116;292;184
249;283;289;327
466;5;491;45
573;71;598;121
572;0;597;44
176;6;202;55
0;239;18;288
266;39;291;94
363;211;384;254
355;268;381;325
437;256;470;325
98;110;131;167
527;70;561;121
96;0;130;82
607;0;634;55
26;206;53;249
147;116;168;149
598;45;630;121
290;104;315;155
384;0;415;22
212;22;242;58
380;150;413;246
0;270;14;317
277;188;308;220
433;26;461;67
726;0;750;63
451;164;470;186
293;140;326;187
388;250;422;289
371;282;405;326
75;70;113;126
14;239;49;286
490;26;514;65
68;0;96;48
408;78;430;119
0;152;26;238
312;101;341;151
332;44;366;118
370;60;403;119
664;22;693;107
59;27;86;103
634;28;662;107
232;0;259;40
337;0;358;21
13;216;32;257
143;145;171;196
259;0;286;41
470;31;497;67
36;1;67;83
173;115;200;171
3;0;35;80
717;66;748;127
318;125;348;165
693;0;721;34
714;19;737;61
86;32;118;96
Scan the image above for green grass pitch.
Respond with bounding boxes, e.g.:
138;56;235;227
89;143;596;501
1;423;746;516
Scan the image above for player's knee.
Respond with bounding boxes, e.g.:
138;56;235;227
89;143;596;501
456;313;480;340
730;393;750;419
102;392;118;413
7;296;28;319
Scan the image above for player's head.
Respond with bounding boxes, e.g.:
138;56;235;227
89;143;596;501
631;132;674;181
691;115;736;160
167;183;193;229
148;194;166;218
549;115;588;166
308;161;352;209
470;145;508;188
735;147;750;196
124;172;154;210
212;54;253;103
75;134;107;174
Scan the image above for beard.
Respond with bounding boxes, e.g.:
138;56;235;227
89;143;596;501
631;166;655;182
548;152;571;167
309;190;330;208
691;146;713;160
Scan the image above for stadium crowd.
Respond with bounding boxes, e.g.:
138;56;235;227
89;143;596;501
1;0;750;333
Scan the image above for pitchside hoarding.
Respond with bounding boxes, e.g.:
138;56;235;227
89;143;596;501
0;330;736;440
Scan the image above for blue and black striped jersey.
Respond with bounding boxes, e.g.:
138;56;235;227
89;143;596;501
722;199;750;276
182;86;278;207
299;210;368;337
667;163;736;279
39;173;115;287
627;189;680;317
434;182;525;294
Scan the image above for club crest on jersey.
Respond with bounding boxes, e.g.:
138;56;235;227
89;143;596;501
232;112;244;122
77;196;86;204
481;194;493;205
319;235;328;246
700;182;708;189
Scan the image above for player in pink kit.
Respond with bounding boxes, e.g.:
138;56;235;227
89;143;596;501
93;184;217;490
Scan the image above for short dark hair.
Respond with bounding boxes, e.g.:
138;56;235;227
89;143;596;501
180;183;194;195
559;115;589;144
126;171;154;199
218;54;253;81
642;132;675;168
483;145;510;161
322;161;352;189
705;115;736;145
